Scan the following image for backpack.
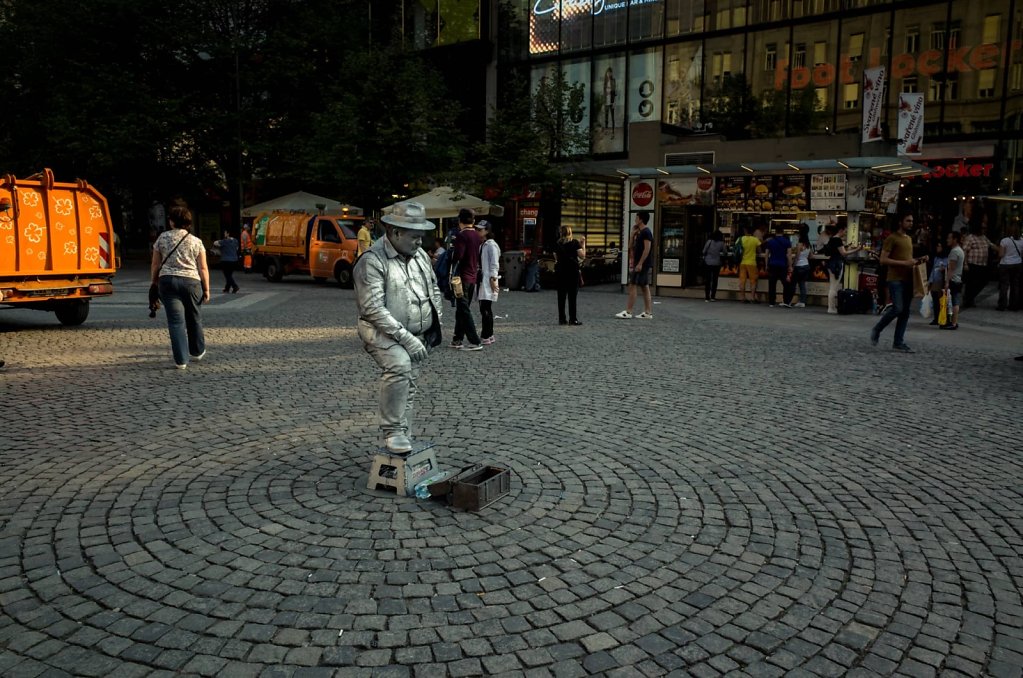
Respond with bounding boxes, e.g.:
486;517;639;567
732;237;744;262
434;248;455;303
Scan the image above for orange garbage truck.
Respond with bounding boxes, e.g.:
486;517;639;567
0;169;116;325
251;210;363;287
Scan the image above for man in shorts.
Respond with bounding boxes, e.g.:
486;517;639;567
738;225;763;303
616;211;654;319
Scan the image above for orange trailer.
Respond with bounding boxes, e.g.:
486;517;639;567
0;169;116;325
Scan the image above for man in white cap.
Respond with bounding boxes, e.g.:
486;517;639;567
354;201;443;453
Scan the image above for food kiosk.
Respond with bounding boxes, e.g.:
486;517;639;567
620;158;928;303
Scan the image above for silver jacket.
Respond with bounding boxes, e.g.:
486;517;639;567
354;237;443;349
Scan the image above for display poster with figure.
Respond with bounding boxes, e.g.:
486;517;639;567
592;55;625;154
629;49;662;123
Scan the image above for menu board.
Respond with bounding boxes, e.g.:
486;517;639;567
775;175;810;211
748;176;776;212
810;174;846;211
716;176;748;211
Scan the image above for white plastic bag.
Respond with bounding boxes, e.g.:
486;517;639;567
920;294;933;319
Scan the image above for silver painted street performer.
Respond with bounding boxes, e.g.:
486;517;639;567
354;201;443;454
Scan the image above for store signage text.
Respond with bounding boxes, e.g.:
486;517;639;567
632;182;654;207
532;0;659;16
775;41;1021;91
919;160;994;180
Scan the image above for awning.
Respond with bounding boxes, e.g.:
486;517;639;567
242;191;362;217
616;157;930;180
382;186;497;219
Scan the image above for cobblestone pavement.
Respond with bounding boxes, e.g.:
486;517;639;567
2;262;1022;677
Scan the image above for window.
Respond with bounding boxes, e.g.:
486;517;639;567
318;221;341;243
734;6;746;26
765;44;777;70
978;69;996;98
983;15;1002;44
717;8;730;29
338;220;359;239
848;33;864;62
946;74;958;100
814;41;828;66
792;0;804;17
843;83;859;108
882;28;890;56
906;25;919;53
902;76;918;93
1012;63;1022;91
928;79;941;102
770;0;782;21
949;21;961;50
816;87;829;108
930;23;945;51
795;43;807;68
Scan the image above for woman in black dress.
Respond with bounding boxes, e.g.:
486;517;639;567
554;225;586;325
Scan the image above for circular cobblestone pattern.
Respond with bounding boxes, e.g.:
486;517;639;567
2;267;1023;677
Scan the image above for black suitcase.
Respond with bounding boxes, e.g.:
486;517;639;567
856;290;874;314
837;289;860;315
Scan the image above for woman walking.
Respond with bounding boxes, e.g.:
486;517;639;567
701;230;725;301
150;206;210;369
476;221;501;345
554;225;586;325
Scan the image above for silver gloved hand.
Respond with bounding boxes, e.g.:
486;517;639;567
397;330;428;362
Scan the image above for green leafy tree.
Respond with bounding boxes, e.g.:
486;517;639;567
464;68;591;202
702;74;760;140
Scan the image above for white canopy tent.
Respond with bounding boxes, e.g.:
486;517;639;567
382;186;495;219
242;191;362;217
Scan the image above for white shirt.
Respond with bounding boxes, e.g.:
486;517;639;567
1000;237;1023;265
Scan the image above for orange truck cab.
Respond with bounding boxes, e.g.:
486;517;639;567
0;169;116;326
251;211;362;287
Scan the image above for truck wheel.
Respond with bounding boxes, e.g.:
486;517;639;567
54;300;90;326
265;257;284;282
335;263;354;288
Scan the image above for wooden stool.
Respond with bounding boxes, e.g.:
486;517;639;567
367;442;438;496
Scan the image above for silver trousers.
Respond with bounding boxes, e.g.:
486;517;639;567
365;343;423;439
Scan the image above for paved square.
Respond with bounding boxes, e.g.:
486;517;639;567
1;263;1022;677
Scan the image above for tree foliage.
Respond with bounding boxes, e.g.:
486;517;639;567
465;69;590;201
0;0;468;216
701;73;826;140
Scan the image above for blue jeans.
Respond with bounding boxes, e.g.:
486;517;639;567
873;280;912;347
787;265;810;305
159;275;205;366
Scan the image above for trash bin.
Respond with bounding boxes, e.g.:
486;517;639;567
502;250;525;290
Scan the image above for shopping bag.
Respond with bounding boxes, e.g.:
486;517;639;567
912;263;928;298
919;295;933;319
938;292;948;325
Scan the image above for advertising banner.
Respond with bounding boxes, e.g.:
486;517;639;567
630;181;655;210
861;66;886;143
810;174;847;211
897;92;924;156
656;177;714;207
716;176;749;211
629;49;662;123
774;175;810;211
748;176;776;211
593;55;626;154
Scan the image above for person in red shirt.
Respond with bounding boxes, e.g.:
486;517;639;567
450;208;483;350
